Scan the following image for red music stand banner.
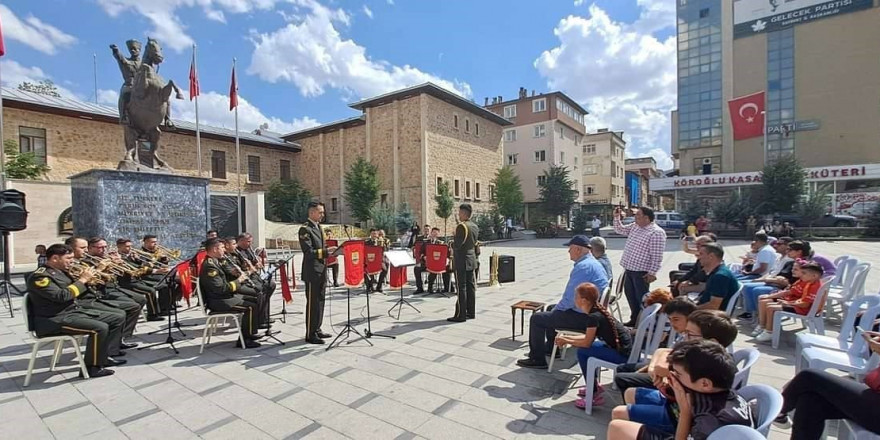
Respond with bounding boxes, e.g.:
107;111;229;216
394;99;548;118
343;240;365;287
424;243;448;274
326;239;339;265
389;266;407;288
364;245;384;275
413;241;424;265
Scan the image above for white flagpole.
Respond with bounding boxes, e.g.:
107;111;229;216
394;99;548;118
0;61;5;191
194;44;202;177
233;58;242;235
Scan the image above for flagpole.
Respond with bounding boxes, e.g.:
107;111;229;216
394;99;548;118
762;109;768;166
93;53;98;104
193;44;202;177
233;57;242;235
0;60;5;191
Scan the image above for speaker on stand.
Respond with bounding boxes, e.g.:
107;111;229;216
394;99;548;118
0;189;28;317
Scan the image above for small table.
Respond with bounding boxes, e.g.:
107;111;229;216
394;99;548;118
510;300;546;341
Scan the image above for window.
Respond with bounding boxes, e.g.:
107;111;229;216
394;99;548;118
380;193;389;208
532;98;546;112
475;122;480;136
584;184;596;195
559;151;565;164
559;126;565;139
537;175;547;186
465;180;472;199
454;178;461;198
503;105;517;118
584;144;596;155
436;176;444;195
330;197;339;212
247;155;261;182
211;150;226;179
534;150;546;162
507;153;518;165
279;159;291;181
475;182;481;200
453;114;459;129
465;119;470;133
19;127;47;165
699;8;710;17
489;184;496;201
575;135;582;145
504;130;517;142
533;124;546;137
584;164;597;175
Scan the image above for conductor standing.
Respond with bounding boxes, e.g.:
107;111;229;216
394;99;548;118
299;201;337;344
448;203;479;323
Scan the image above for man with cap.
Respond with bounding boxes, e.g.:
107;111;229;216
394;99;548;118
517;235;610;369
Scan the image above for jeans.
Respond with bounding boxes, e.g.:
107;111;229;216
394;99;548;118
577;340;628;390
528;308;591;362
742;282;778;312
782;369;880;439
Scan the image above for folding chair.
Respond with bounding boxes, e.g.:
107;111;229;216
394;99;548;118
739;384;784;436
22;293;89;386
196;281;247;353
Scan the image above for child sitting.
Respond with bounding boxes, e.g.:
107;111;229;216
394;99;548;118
607;339;755;440
754;261;823;343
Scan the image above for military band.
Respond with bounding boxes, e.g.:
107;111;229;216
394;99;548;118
299;201;336;344
364;228;390;293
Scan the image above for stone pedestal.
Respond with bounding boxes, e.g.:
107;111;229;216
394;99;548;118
70;169;210;255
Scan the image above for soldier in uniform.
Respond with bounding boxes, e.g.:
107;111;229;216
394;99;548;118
448;203;479;323
115;238;162;320
27;244;125;378
235;232;276;321
141;234;178;314
200;238;261;348
414;227;444;294
364;229;388;293
299;201;336;344
223;237;268;328
110;40;141;126
85;237;147;346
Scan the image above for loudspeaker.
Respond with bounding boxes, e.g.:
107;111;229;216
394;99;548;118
0;189;28;232
497;255;515;283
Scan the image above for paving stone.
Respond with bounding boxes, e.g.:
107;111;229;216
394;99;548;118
413;415;501;440
0;395;55;439
116;409;198;440
322;408;406;440
42;404;115;440
205;384;314;438
276;388;351;423
201;419;275;440
356;395;434;431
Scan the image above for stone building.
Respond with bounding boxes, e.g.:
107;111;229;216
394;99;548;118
283;83;509;230
581;129;627;211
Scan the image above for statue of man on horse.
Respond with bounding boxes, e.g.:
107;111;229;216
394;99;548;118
110;37;183;171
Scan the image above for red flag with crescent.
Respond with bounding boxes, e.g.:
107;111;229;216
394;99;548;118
279;261;292;303
728;92;765;140
343;240;365;287
364;245;384;276
424;243;449;274
326;239;339;265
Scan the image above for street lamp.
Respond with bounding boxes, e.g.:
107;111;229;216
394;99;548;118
762;110;768;165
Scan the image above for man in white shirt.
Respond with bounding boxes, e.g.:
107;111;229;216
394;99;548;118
591;216;602;237
737;233;776;280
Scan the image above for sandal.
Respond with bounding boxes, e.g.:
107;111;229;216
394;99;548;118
577;383;605;397
574;394;605;409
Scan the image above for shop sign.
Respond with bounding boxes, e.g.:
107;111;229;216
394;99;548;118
734;0;874;39
766;119;821;135
651;164;880;191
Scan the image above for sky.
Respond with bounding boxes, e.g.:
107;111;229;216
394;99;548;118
0;0;677;170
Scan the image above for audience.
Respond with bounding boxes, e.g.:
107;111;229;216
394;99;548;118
737;233;776;280
739;237;795;319
694;243;740;311
670;235;716;297
643;287;673;309
754;261;824;343
787;240;836;277
590;236;613;281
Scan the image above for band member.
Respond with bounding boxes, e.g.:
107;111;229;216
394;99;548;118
325;229;340;287
200;238;261;348
142;234;180;314
236;232;276;320
85;237;146;345
448;203;479;323
27;244;124;378
299;201;336;344
365;229;388;293
206;230;219;240
115;238;162;320
223;237;269;329
414;227;445;294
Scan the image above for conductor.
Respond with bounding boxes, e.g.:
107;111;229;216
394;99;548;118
299;201;338;344
448;203;479;323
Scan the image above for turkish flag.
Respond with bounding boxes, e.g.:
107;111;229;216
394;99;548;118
728;92;765;140
0;15;6;57
343;240;365;287
326;239;339;265
188;51;199;100
229;64;238;110
176;260;193;304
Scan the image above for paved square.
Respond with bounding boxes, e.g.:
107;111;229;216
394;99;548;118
1;237;876;439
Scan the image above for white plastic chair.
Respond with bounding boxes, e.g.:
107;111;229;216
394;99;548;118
604;274;625;322
827;263;872;319
796;296;880;359
830;256;857;290
22;293;89;386
724;284;745;317
547;329;585;372
739;384;784;436
197;280;247;353
646;313;670;356
708;425;767;440
772;278;832;349
732;347;761;389
839;419;880;440
799;334;880;380
582;303;661;415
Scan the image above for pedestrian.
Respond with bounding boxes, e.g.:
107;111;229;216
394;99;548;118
613;206;667;327
746;215;757;239
591;215;602;237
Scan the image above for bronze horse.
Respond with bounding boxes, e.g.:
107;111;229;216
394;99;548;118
123;38;183;170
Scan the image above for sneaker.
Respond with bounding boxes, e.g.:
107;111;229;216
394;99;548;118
751;326;764;337
773;413;792;429
737;312;753;319
756;331;773;343
577;384;605;397
574;394;605;409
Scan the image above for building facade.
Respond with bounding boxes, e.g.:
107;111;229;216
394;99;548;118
485;88;587;224
581;129;627;209
625;157;663;209
283;83;508;230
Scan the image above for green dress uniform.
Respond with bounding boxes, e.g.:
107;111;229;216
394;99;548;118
220;255;265;328
140;248;179;313
364;237;388;292
81;259;143;339
451;220;479;321
26;266;124;368
233;247;276;323
118;254;161;319
200;256;258;338
299;220;328;339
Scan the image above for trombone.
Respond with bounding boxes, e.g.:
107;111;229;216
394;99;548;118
131;249;170;267
156;245;182;260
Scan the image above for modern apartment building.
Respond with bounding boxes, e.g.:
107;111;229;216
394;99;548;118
485;87;587;224
625;157;664;209
581;129;627;211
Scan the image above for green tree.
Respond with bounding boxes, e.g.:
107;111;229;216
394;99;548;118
344;157;380;224
760;155;805;214
491;166;523;221
572;209;590;235
538;165;579;220
473;213;495;241
265;179;312;223
18;80;62;97
489;207;505;240
434;180;455;236
394;202;415;234
3;140;50;180
369;204;396;236
797;189;829;236
711;190;761;228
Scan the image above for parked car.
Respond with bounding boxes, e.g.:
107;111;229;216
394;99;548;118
621;216;635;225
773;213;857;227
840;201;879;218
655;212;687;230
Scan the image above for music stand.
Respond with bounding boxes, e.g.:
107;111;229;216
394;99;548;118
326;243;371;351
385;250;419;320
257;257;294;346
140;261;192;353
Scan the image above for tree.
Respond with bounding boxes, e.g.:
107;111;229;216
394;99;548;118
369;204;396;237
265;179;312;223
572;209;590;235
18;80;62;97
3;140;50;180
760;155;805;214
394;202;415;234
344;157;380;224
711;190;761;228
473;213;495;241
434;180;455;236
797;189;829;236
491;166;524;221
538;165;579;220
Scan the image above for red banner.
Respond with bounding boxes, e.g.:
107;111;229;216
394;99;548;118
326;239;339;265
344;240;365;287
389;266;407;288
364;245;384;275
728;91;765;140
194;250;207;276
413;240;424;265
176;260;192;305
279;261;292;303
424;243;449;274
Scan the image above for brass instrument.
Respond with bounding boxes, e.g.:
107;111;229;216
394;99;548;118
156;245;181;260
489;251;500;287
83;254;149;277
132;249;170;267
68;261;114;285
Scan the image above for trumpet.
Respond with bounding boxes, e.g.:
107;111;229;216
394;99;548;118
131;249;169;267
83;254;149;277
156;245;181;260
68;261;114;285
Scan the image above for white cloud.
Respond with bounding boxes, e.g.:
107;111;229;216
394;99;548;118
645;148;674;171
0;59;77;97
172;90;319;134
362;5;373;19
387;0;394;5
248;0;471;99
98;89;120;106
535;2;676;161
0;4;77;55
95;0;280;52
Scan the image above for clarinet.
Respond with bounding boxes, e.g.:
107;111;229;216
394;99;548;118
224;255;256;288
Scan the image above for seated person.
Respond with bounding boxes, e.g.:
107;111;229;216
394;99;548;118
694;243;740;311
199;238;261;349
773;330;880;438
553;283;632;408
787;240;836;277
736;233;775;280
607;339;755;440
613;310;738;398
644;287;673;309
516;236;609;369
754;261;823;343
739;236;795;319
737;240;759;274
590;236;613;281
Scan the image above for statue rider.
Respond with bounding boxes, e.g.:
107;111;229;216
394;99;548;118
110;40;142;126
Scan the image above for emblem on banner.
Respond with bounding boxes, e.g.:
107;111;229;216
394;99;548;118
432;251;441;260
351;251;360;264
367;254;375;262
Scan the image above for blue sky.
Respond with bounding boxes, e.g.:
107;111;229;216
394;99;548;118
1;0;677;169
